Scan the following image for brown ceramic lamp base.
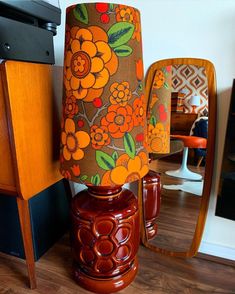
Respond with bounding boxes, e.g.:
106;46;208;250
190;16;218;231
143;170;161;240
145;220;158;240
70;185;140;294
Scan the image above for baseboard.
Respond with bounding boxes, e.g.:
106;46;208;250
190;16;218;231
199;241;235;261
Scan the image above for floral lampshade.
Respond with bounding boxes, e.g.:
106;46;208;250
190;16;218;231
147;66;172;154
60;3;149;186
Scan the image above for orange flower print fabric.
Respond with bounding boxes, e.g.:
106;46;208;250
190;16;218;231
152;69;165;89
90;125;110;149
147;66;172;154
61;118;90;161
60;3;149;186
64;26;118;101
101;151;149;186
136;59;144;81
133;94;145;127
109;82;132;106
64;93;79;118
101;104;134;138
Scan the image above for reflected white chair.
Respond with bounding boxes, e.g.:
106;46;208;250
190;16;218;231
166;135;207;180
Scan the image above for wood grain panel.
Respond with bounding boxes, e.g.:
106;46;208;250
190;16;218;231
16;198;36;289
0;65;16;193
2;61;62;199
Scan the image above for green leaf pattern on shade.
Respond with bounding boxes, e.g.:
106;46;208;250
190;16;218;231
73;4;88;24
109;3;114;10
96;150;116;170
150;115;157;127
108;22;135;48
91;174;101;185
164;82;169;89
112;151;119;162
114;45;133;57
80;175;88;181
138;83;143;91
124;133;136;159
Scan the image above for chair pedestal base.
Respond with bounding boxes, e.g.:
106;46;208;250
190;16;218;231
166;168;202;180
166;147;202;180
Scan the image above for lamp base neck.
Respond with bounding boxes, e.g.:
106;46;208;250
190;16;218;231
87;185;122;199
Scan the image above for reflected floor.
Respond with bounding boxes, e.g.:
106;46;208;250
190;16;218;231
148;159;204;252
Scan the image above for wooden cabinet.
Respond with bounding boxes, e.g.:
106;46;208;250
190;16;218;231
0;74;16;193
171;112;198;136
0;60;62;288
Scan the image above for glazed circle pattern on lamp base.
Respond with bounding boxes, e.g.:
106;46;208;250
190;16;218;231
70;186;140;293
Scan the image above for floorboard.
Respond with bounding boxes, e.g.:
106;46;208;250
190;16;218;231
147;159;203;252
0;233;234;293
0;159;234;293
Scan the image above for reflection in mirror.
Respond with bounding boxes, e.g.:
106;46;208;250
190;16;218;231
141;58;216;257
216;79;235;221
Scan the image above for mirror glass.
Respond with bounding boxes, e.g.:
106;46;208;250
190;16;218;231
141;58;216;256
215;79;235;221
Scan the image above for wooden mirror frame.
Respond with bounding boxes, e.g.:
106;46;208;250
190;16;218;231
139;58;217;257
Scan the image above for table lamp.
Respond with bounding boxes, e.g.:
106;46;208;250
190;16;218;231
143;65;172;240
189;95;201;113
60;3;149;293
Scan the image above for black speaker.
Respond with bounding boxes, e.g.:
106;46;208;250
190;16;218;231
0;0;61;64
0;180;69;261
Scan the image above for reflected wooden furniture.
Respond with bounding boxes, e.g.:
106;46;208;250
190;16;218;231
140;58;217;258
171;112;198;136
0;60;62;288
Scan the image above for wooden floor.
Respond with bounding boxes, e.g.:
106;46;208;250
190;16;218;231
0;159;234;293
148;159;203;252
0;233;235;293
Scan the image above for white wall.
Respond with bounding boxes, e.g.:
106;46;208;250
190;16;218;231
54;0;235;259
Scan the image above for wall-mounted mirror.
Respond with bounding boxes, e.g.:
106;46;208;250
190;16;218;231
140;58;217;257
216;79;235;221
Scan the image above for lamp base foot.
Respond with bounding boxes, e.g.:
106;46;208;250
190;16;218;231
73;258;138;294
